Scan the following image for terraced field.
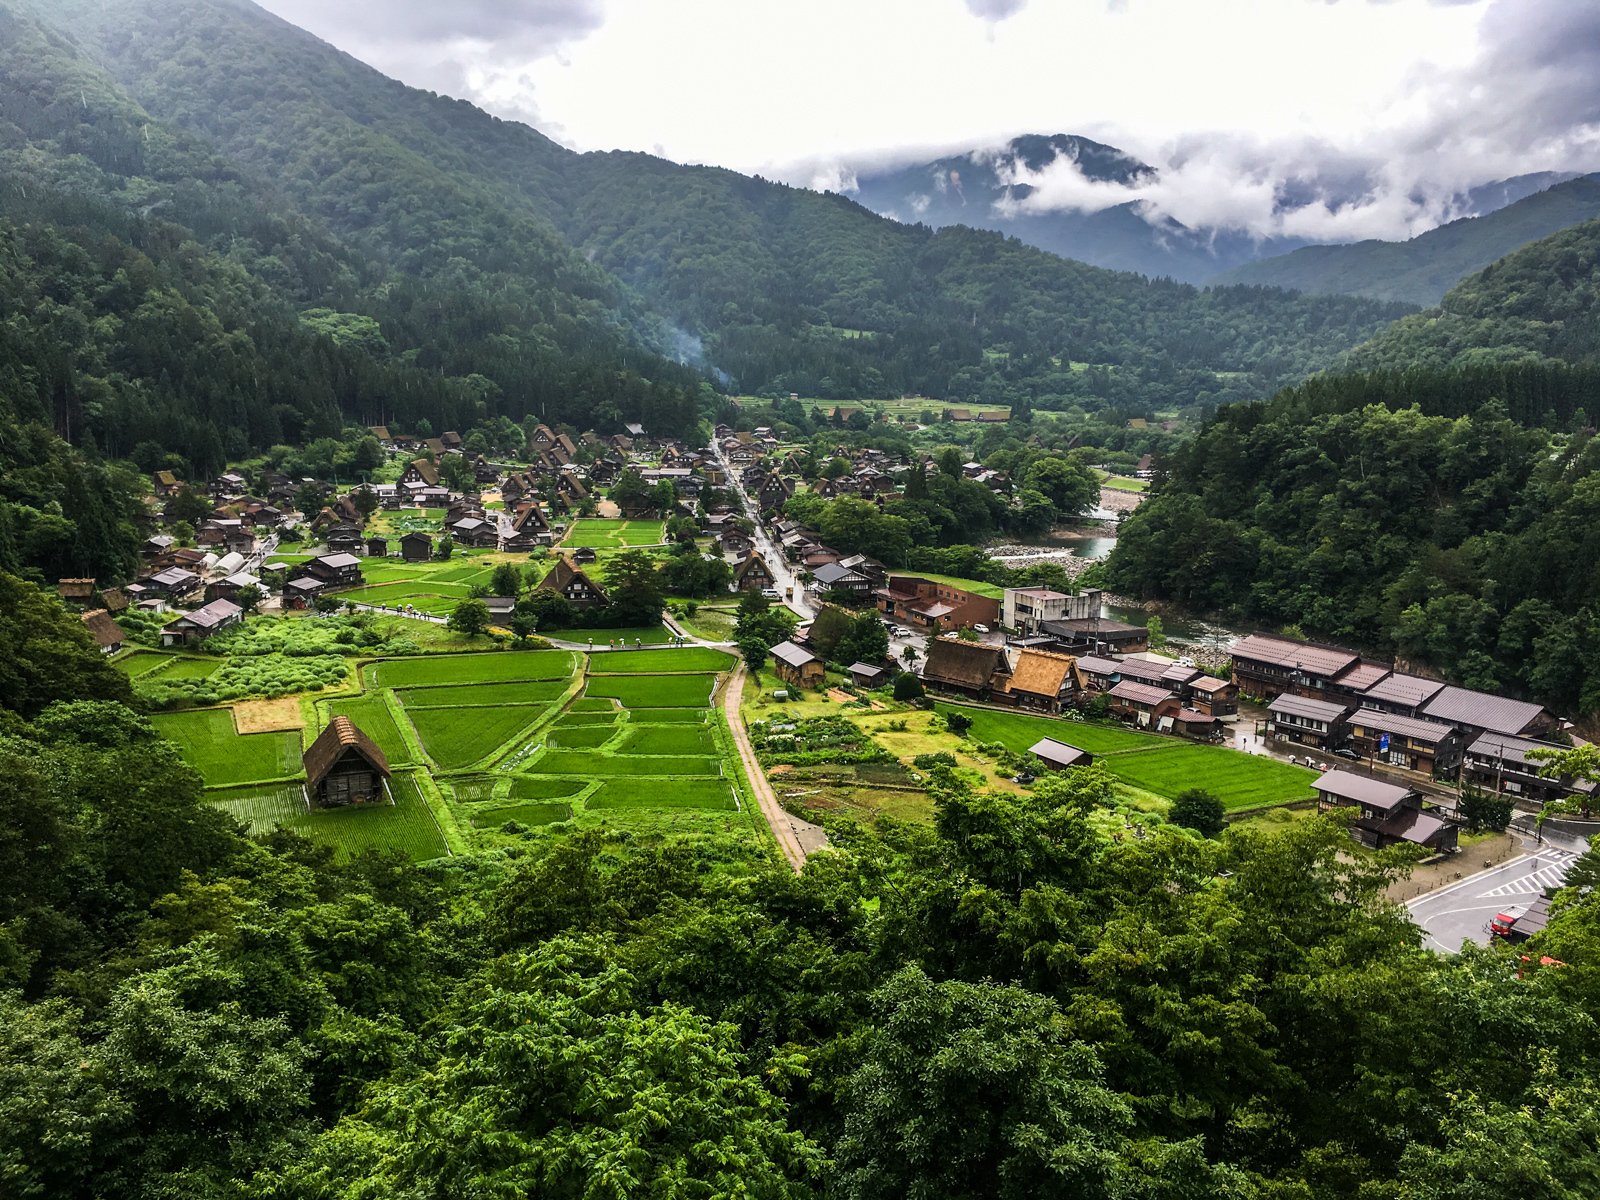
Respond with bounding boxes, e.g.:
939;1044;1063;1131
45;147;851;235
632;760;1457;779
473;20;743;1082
152;709;303;787
585;674;717;708
372;651;574;688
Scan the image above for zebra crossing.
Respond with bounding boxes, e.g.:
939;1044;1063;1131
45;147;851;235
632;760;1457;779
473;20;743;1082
1477;851;1577;899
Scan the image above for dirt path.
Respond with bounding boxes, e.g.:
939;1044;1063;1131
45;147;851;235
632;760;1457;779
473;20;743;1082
722;665;823;872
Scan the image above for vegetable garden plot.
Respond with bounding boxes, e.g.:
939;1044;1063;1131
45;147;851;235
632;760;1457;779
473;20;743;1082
397;680;568;707
153;709;304;787
588;648;735;673
584;674;716;709
326;696;414;765
470;802;572;828
408;705;547;769
586;778;737;810
372;651;575;688
532;751;721;777
619;725;715;755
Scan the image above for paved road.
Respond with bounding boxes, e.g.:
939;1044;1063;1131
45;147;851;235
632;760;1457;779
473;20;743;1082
710;442;814;623
1408;847;1578;953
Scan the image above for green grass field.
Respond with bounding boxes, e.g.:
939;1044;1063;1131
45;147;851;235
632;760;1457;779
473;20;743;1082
624;708;708;723
564;518;666;548
397;679;568;707
1101;474;1149;493
470;802;572;828
208;776;448;860
339;580;474;614
150;656;223;680
554;711;620;725
325;696;414;766
936;703;1315;810
532;751;721;777
586;778;737;810
372;651;575;688
152;709;303;787
588;647;736;673
619;725;715;755
113;651;172;677
585;674;716;708
408;705;546;769
890;572;1005;600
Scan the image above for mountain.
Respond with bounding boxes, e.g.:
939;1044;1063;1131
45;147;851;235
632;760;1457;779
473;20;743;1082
26;0;1413;425
1346;217;1600;373
850;134;1312;282
1220;174;1600;306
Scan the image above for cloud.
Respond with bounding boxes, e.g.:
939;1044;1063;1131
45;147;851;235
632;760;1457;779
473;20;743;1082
964;0;1028;19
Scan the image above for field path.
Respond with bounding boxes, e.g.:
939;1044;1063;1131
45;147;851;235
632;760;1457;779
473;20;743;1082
723;666;823;872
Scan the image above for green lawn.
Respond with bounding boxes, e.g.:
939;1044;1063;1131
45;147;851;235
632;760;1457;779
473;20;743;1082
372;651;575;688
890;572;1005;600
585;674;716;709
531;751;722;777
325;696;414;766
208;775;448;861
397;679;568;707
152;709;304;787
408;705;547;769
619;725;715;755
150;656;223;680
586;778;737;810
1101;473;1149;493
588;647;735;673
564;518;667;548
936;703;1315;810
113;651;172;677
623;708;708;723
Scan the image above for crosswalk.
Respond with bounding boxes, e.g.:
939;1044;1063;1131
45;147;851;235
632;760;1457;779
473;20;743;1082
1477;851;1578;899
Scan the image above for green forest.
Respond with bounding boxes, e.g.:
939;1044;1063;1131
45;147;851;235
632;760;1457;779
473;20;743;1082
1107;219;1600;717
5;573;1600;1198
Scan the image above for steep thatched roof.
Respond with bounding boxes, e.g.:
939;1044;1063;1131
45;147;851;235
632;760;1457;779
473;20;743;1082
1004;649;1085;699
303;717;391;789
922;638;1008;690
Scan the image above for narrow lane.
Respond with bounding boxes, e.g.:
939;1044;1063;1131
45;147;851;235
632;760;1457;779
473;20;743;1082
722;664;821;872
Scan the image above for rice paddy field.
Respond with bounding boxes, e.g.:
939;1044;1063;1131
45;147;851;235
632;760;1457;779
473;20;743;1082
562;518;667;548
936;703;1317;811
559;626;674;647
151;636;760;856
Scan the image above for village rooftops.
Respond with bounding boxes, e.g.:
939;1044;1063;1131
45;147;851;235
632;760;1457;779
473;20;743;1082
1231;633;1359;678
769;640;819;669
174;598;244;630
1107;680;1175;706
1419;685;1549;737
1349;708;1457;742
1028;737;1092;769
1466;732;1588;788
1268;694;1350;723
1361;672;1446;709
1335;662;1392;692
1313;769;1414;813
316;553;363;570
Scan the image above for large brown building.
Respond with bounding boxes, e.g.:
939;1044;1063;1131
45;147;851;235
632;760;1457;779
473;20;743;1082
304;717;391;808
876;575;1000;633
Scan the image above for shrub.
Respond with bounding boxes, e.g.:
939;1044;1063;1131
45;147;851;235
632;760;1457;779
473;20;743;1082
912;751;958;770
892;672;924;701
945;711;973;736
1170;788;1226;838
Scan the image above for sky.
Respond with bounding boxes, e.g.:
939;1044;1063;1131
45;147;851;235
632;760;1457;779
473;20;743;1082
254;0;1600;242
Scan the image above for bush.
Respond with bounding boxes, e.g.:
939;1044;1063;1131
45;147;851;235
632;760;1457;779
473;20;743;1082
1170;788;1226;838
912;751;958;771
1459;788;1514;833
944;710;973;736
892;672;924;701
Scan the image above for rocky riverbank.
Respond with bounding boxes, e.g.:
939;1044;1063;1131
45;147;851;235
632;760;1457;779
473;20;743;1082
1099;485;1144;514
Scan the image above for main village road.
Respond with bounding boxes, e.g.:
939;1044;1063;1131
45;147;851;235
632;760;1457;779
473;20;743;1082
1408;846;1578;953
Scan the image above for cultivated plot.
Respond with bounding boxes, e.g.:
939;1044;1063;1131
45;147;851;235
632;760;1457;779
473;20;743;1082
530;750;722;777
409;704;547;769
564;518;666;548
209;775;448;861
325;695;414;765
587;778;737;810
152;709;303;787
619;725;715;755
372;650;575;688
589;647;736;673
585;673;716;709
397;679;568;707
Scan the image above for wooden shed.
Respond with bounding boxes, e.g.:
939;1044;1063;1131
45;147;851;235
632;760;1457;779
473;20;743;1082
303;717;392;808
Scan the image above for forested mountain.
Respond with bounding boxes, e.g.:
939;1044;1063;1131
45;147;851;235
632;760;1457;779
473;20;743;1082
851;133;1313;282
28;0;1413;423
1347;217;1600;372
1108;218;1600;718
1221;174;1600;306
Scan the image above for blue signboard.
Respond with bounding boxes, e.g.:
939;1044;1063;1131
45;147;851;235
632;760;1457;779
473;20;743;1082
1378;733;1390;753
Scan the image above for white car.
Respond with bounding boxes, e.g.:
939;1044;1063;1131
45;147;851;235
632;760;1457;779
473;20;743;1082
760;588;780;600
971;623;990;634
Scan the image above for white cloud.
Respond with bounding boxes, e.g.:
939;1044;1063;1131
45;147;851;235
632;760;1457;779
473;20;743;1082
254;0;1600;244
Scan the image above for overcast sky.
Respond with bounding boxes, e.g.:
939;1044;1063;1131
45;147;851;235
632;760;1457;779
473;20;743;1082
255;0;1600;242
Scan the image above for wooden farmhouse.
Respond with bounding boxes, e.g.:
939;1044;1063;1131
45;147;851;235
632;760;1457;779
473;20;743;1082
303;717;392;808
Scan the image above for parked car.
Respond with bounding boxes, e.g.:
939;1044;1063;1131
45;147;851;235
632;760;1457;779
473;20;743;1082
760;588;780;600
972;623;990;634
1334;748;1359;760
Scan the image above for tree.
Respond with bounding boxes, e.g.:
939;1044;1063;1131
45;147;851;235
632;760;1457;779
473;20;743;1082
490;563;523;598
1528;744;1600;820
0;574;133;718
438;454;473;492
233;584;263;615
944;710;972;736
1146;614;1166;649
447;598;492;637
518;588;575;631
893;672;924;701
837;611;890;668
1024;455;1099;518
294;481;329;517
1457;788;1513;832
609;468;651;516
738;634;772;677
1169;788;1225;837
351;487;379;520
164;487;211;527
509;613;539;644
436;536;454;561
604;550;667;627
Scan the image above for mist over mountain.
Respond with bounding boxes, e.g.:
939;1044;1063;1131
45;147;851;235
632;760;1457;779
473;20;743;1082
850;133;1584;285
